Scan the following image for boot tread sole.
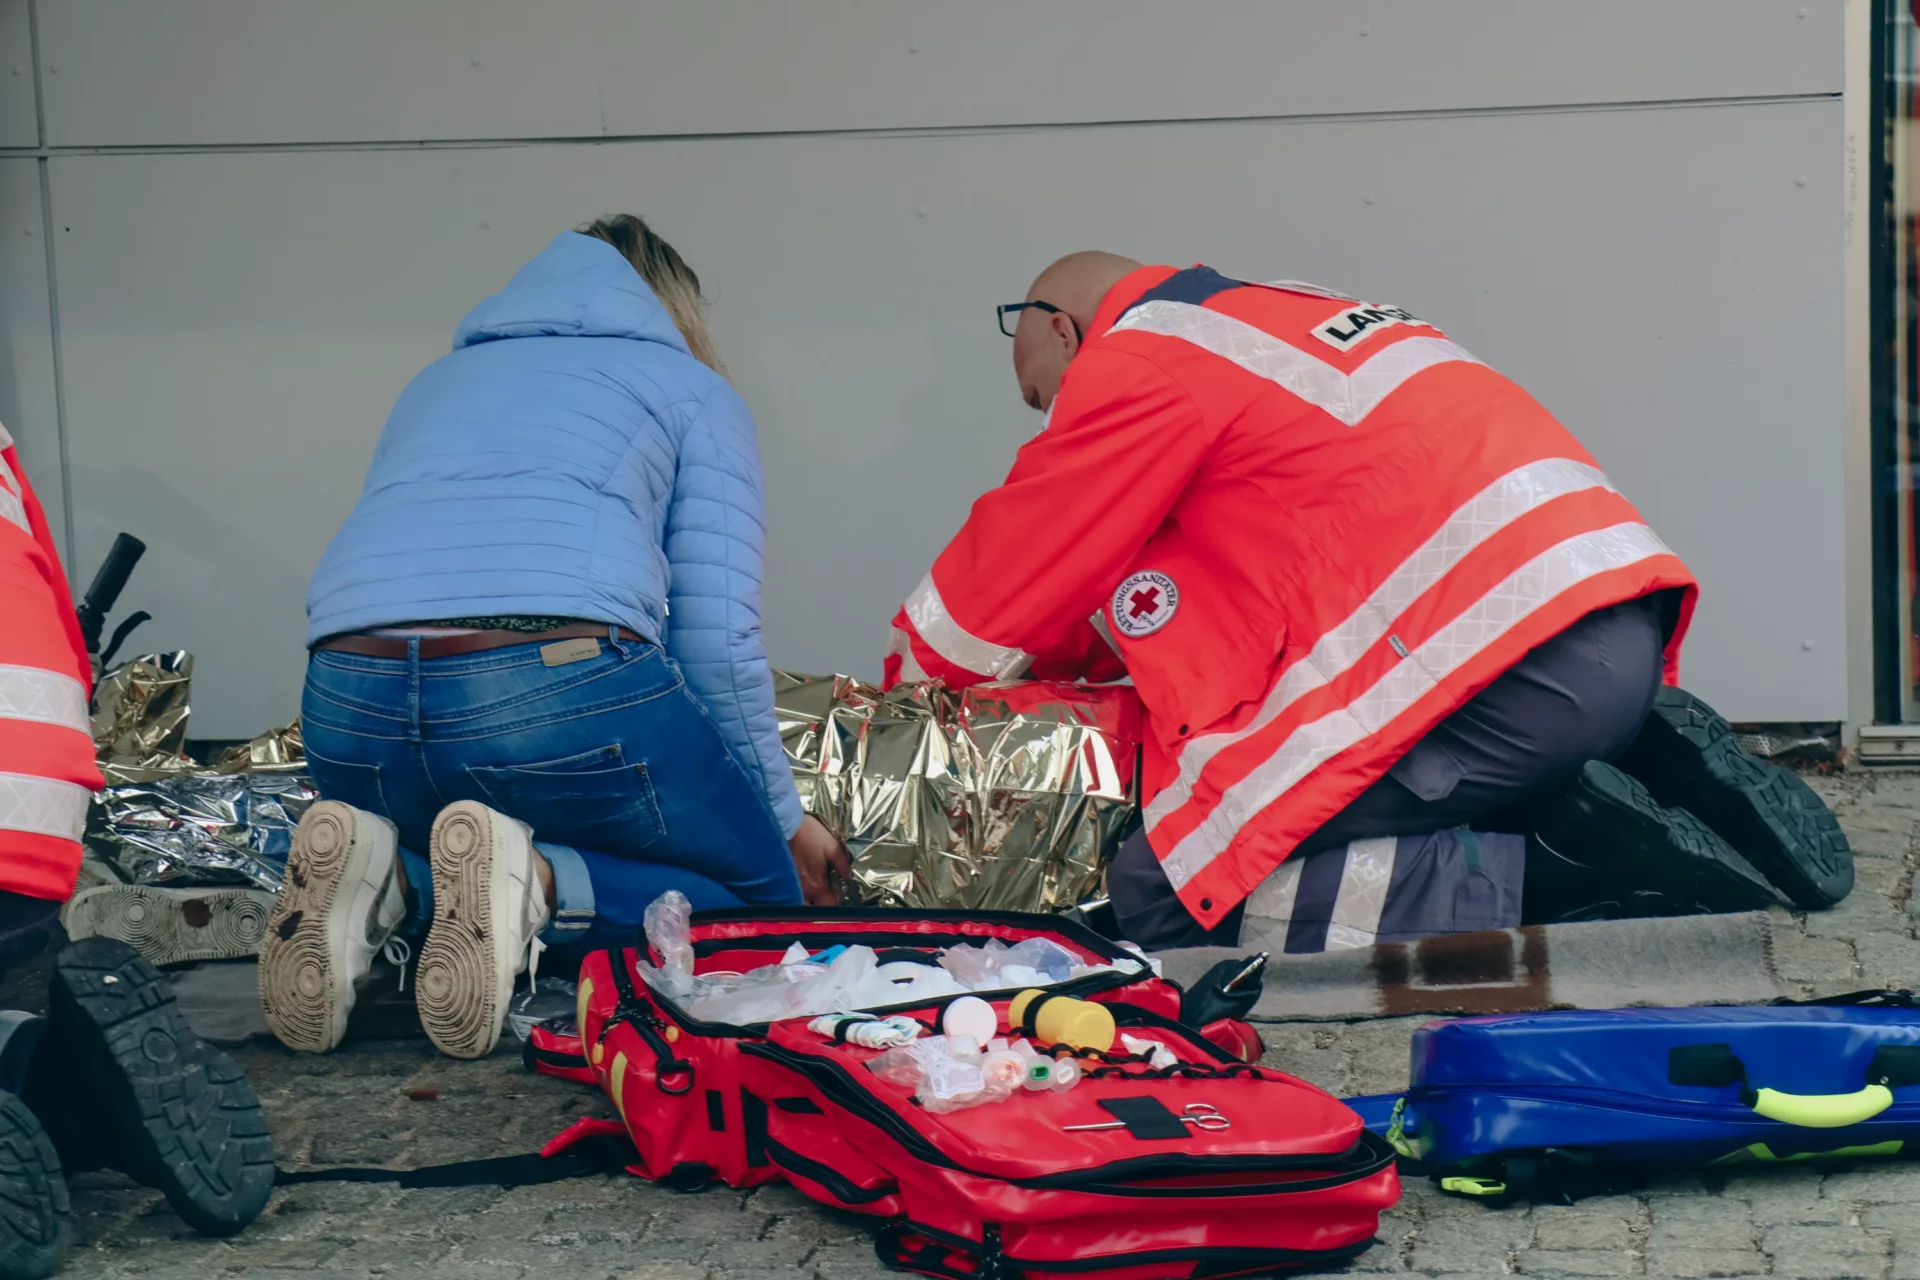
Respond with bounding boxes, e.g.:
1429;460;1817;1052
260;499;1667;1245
1624;689;1852;909
54;939;275;1236
1533;761;1781;918
0;1093;68;1279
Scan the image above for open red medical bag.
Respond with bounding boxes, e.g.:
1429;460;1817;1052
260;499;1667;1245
528;908;1398;1278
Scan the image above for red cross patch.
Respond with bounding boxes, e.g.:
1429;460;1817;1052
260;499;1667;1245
1112;571;1179;639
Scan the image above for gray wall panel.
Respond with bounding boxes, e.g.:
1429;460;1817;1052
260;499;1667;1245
0;159;63;563
36;0;1840;147
49;97;1841;735
0;1;35;149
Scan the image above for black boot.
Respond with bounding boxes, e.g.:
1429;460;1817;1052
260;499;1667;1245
0;1091;67;1280
1614;687;1853;909
1522;761;1783;923
22;939;274;1237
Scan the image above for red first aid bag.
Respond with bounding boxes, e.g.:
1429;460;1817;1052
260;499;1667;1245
529;907;1181;1189
740;1000;1398;1279
528;907;1396;1275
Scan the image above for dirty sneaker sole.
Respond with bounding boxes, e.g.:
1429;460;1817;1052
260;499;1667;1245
1617;687;1853;909
415;802;519;1060
258;801;395;1054
0;1092;68;1280
1528;761;1782;919
48;938;274;1236
62;884;274;966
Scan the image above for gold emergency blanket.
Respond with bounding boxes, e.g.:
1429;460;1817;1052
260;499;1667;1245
87;653;314;891
91;650;195;780
775;673;1143;912
213;719;305;775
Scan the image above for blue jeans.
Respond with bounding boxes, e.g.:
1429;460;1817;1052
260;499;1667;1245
300;631;802;957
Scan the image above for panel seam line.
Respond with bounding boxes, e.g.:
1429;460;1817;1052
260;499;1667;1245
25;0;75;560
0;90;1841;157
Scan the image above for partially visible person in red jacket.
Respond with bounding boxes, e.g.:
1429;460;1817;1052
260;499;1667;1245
0;424;99;966
886;254;1852;952
0;427;275;1277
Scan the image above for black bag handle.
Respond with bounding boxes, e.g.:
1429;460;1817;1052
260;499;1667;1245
1772;989;1920;1009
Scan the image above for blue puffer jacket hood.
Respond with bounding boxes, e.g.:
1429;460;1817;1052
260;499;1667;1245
453;232;692;351
307;231;803;837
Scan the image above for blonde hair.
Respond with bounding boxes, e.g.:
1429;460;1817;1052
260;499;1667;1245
579;214;727;376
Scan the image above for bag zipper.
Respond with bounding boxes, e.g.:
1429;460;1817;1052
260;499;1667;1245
603;949;695;1094
891;1217;1377;1275
741;1019;1393;1192
759;1136;898;1205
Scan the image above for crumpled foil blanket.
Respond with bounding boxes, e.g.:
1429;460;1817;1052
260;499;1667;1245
87;652;311;892
775;672;1143;912
87;653;1142;908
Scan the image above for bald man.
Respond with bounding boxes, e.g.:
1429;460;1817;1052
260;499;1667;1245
884;255;1852;951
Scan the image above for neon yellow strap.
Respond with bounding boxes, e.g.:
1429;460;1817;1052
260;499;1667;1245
1439;1176;1507;1197
608;1051;630;1119
1750;1084;1894;1129
1385;1098;1419;1160
1710;1140;1903;1166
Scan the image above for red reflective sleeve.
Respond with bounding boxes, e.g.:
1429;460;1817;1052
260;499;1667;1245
1;440;88;689
885;348;1213;690
0;438;100;902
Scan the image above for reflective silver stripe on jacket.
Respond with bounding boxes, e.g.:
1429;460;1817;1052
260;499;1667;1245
0;772;90;843
0;664;90;736
1108;299;1482;428
1160;521;1673;891
1145;457;1616;833
903;571;1033;681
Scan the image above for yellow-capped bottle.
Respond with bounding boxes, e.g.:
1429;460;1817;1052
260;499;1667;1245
1007;989;1116;1053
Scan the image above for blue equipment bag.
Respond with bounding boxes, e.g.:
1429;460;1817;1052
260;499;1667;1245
1350;991;1920;1203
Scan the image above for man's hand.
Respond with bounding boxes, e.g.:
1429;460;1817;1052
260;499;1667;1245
789;814;853;906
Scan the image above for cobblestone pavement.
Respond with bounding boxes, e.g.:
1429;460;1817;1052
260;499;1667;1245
46;770;1920;1279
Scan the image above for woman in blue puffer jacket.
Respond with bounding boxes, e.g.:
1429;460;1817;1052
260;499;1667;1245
260;217;849;1059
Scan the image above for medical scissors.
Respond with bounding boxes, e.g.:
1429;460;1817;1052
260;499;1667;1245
1063;1103;1231;1132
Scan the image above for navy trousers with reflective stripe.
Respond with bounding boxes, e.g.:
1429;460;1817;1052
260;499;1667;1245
1110;595;1669;951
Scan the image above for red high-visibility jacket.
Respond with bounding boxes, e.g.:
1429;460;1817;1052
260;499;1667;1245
886;266;1697;928
0;423;99;902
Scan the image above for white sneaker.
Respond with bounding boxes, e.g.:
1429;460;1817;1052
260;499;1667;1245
414;800;551;1060
63;883;276;966
258;800;408;1053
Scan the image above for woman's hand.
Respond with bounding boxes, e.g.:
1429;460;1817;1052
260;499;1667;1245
789;814;853;906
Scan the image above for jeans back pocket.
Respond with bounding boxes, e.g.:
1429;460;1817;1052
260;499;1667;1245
302;743;393;823
465;744;667;857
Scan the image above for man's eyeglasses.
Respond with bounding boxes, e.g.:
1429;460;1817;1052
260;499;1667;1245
997;300;1083;342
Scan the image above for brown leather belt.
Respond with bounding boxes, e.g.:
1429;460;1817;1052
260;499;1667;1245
313;623;645;660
